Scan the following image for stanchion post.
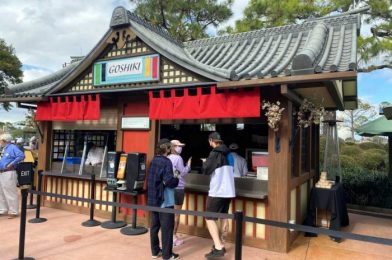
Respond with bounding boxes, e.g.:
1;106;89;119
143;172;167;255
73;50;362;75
234;211;243;260
82;174;101;227
14;188;35;260
28;170;47;223
27;171;36;209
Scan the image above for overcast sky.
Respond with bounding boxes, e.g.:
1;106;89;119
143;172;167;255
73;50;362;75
0;0;391;125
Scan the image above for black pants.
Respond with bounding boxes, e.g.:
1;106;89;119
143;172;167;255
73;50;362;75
150;207;174;259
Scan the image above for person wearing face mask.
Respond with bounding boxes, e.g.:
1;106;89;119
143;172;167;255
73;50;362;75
168;139;191;247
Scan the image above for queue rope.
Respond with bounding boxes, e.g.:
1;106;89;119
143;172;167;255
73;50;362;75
28;189;392;247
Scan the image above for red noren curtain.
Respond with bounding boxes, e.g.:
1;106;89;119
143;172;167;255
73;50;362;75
35;94;100;121
149;86;260;120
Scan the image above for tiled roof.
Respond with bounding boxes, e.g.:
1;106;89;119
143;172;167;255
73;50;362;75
5;6;360;99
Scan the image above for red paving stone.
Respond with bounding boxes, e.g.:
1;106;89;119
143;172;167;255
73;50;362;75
1;206;392;260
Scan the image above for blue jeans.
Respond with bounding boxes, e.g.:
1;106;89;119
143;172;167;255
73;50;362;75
150;207;174;259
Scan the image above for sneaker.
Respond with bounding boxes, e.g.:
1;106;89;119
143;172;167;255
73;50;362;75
173;237;184;247
205;247;225;258
152;249;162;259
164;253;180;260
8;214;18;219
212;245;226;254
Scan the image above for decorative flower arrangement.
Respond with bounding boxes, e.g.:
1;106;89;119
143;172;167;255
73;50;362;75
296;99;325;128
262;101;285;132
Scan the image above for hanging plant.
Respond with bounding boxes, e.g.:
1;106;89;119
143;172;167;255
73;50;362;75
297;99;325;128
262;100;285;132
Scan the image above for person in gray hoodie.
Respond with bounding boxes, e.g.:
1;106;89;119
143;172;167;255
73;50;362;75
202;132;235;258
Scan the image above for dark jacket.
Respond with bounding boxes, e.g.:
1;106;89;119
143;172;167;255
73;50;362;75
203;144;232;176
147;155;179;207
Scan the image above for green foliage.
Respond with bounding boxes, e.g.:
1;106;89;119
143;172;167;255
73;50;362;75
358;142;384;150
359;150;386;170
341;145;363;156
342;167;392;208
340;154;357;169
131;0;233;41
0;38;23;111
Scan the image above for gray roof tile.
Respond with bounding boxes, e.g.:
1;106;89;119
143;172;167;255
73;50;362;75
6;6;360;99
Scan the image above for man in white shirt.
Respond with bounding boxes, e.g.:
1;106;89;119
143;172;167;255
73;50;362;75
229;143;248;178
85;142;104;166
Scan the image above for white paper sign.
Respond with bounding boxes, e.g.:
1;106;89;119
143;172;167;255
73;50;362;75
121;117;150;129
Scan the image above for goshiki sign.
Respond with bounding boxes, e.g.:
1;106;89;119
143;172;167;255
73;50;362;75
93;54;159;86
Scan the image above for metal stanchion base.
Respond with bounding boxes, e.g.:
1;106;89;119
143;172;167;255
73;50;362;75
13;257;35;260
28;218;47;224
101;220;126;229
26;205;37;209
120;226;148;236
82;219;101;227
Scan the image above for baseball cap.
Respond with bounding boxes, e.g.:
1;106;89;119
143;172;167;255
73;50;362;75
229;143;239;150
208;132;222;142
157;138;171;147
171;140;185;147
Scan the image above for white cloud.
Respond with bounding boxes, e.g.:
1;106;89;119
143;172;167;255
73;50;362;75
0;0;131;71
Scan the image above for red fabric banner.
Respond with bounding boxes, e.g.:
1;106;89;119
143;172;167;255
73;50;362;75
35;101;52;121
66;96;85;120
149;86;260;120
35;94;100;121
83;94;100;120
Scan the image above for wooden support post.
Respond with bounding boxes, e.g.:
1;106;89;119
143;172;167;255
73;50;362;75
267;97;292;252
37;121;53;171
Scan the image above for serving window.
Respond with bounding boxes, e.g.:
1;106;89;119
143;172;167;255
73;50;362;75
160;118;268;176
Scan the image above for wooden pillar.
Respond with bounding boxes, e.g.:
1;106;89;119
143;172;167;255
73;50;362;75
37;121;53;171
267;97;292;252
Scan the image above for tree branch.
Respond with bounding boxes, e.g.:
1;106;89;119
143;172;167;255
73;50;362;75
358;64;392;72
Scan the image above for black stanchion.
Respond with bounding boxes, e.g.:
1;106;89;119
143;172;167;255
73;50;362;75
13;188;35;260
28;170;47;224
120;194;148;235
101;191;126;229
27;170;36;209
82;175;101;227
234;211;243;260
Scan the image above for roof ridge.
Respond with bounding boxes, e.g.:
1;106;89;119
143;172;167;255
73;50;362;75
127;10;184;47
184;13;359;48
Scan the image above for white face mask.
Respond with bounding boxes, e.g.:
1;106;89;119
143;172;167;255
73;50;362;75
174;146;182;154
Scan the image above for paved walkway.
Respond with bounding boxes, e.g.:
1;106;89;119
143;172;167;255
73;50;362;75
1;207;392;259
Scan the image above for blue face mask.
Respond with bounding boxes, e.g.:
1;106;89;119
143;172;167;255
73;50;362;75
174;146;182;154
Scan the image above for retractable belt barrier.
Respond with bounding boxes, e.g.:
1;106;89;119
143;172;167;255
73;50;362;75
29;189;392;246
16;187;392;260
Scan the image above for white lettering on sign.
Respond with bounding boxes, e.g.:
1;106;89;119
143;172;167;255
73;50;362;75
21;171;30;177
107;58;142;76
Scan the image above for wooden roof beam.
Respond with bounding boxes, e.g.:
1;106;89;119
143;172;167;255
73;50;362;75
217;71;357;89
280;84;303;105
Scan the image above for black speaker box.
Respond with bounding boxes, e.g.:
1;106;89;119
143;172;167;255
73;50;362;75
125;153;146;192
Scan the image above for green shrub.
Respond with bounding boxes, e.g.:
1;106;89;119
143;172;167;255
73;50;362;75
342;168;392;208
358;142;384;150
359;151;387;171
366;148;387;157
340;155;357;169
341;146;363;157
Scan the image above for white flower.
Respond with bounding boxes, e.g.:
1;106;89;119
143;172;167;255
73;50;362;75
262;100;285;132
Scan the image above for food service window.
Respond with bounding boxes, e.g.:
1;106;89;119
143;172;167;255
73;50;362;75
160;119;268;178
52;130;116;162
